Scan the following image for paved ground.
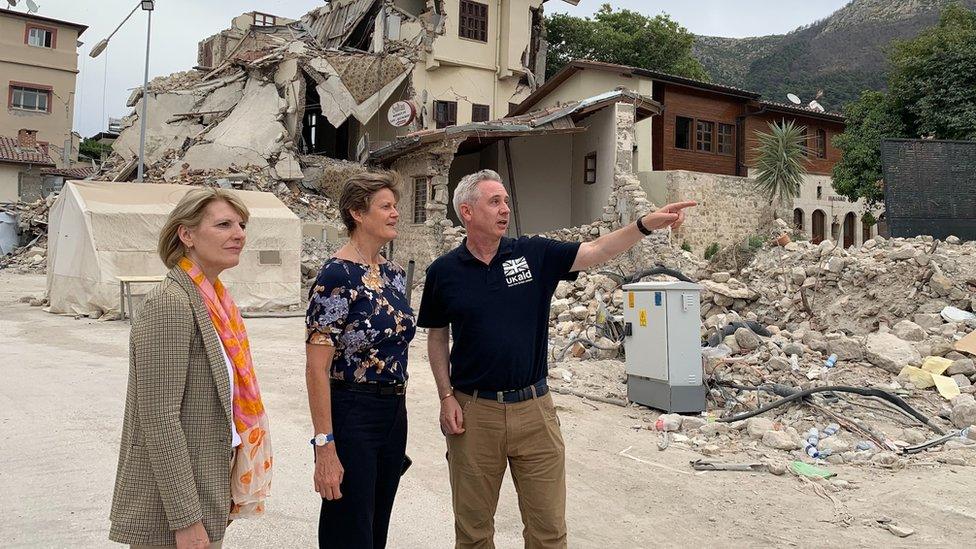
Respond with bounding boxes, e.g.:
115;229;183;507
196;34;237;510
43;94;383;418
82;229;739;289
3;271;976;548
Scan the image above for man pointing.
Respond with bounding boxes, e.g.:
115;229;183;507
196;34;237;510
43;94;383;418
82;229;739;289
418;169;695;548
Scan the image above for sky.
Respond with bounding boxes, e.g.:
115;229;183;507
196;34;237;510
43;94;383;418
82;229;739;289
16;0;850;138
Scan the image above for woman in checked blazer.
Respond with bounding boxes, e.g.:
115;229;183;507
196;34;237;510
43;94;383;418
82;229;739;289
110;188;272;548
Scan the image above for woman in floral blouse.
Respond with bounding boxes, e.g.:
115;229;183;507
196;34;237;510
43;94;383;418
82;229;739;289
305;172;416;548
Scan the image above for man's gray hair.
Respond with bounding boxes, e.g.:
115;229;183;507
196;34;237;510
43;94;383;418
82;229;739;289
453;169;502;223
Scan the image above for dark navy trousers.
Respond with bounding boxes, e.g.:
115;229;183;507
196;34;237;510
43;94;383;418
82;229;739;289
318;388;408;549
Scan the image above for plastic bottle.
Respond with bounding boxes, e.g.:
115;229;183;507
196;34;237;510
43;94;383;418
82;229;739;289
806;427;820;446
824;354;838;368
822;423;840;437
804;443;820;458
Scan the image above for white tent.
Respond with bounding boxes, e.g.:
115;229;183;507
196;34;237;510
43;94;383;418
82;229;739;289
47;181;301;315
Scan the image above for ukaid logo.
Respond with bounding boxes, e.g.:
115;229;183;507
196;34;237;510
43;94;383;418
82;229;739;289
502;257;533;287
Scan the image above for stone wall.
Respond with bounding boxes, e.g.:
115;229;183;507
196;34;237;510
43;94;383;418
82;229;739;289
655;170;774;256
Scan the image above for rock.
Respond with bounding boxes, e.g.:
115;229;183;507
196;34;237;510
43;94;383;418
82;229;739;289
829;336;863;361
865;332;922;373
762;430;799;450
699;444;721;456
723;335;741;354
913;313;944;330
554;281;572;299
929;273;954;296
655;413;682;432
782;342;805;357
734;327;761;351
953;374;972;388
819;437;851;455
676;416;705;432
766;461;787;475
948;358;976;376
700;279;759;300
711;271;731;283
29;298;44;307
550;299;571;317
888;247;916;261
862;239;877;249
946;235;961;244
746;418;773;439
767;356;791;371
700;423;730;437
569;305;589;321
950;396;976;428
825;256;846;273
892;320;927;342
885;523;915;538
790;267;806;286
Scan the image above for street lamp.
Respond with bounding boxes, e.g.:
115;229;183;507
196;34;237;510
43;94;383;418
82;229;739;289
90;1;155;182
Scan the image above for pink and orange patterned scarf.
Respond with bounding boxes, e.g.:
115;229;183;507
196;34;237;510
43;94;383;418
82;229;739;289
179;257;272;518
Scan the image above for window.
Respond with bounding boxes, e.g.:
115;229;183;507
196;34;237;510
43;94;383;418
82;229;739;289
253;12;276;27
801;127;811;157
717;123;735;155
696;120;714;152
472;104;490;123
26;25;55;48
675;116;693;150
816;185;823;199
459;0;488;42
413;178;429;223
433;100;457;128
583;152;597;185
816;128;827;159
10;85;51;112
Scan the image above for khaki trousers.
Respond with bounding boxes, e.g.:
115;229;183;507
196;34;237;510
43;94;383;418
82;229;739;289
447;390;567;549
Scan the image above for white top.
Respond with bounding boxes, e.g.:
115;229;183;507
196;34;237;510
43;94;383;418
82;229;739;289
219;344;243;448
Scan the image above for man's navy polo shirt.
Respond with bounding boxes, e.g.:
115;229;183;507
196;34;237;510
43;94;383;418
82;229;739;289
417;236;580;392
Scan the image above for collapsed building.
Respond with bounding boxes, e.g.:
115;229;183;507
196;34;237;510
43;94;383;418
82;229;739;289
100;1;571;185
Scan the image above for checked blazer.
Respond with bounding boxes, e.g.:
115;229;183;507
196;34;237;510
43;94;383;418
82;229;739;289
109;266;235;546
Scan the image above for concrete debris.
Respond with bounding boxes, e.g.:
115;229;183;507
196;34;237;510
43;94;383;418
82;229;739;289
0;196;53;273
546;234;976;469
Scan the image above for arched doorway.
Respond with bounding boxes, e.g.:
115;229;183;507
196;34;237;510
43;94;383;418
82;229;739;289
862;218;872;243
812;210;826;244
843;212;856;248
793;208;804;231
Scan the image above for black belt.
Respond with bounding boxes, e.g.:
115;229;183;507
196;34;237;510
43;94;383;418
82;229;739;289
331;379;406;396
458;379;549;403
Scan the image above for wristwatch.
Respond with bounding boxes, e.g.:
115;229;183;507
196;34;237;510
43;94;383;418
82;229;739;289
635;215;653;236
310;432;335;446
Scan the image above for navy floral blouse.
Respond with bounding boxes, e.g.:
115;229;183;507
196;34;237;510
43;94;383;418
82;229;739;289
306;258;416;384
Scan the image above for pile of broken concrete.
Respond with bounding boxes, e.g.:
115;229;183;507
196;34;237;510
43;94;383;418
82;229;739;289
0;196;53;273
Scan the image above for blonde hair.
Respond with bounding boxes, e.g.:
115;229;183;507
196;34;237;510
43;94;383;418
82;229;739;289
339;171;401;234
157;187;250;268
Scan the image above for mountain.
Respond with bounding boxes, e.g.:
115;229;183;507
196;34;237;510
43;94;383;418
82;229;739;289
693;0;976;111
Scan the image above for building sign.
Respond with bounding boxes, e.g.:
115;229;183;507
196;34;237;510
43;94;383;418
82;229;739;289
387;101;416;127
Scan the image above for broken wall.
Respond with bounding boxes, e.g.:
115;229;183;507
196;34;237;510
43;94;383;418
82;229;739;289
570;105;617;225
651;170;773;256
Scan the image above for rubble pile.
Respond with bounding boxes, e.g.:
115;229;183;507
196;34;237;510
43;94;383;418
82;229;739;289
0;197;53;273
547;234;976;467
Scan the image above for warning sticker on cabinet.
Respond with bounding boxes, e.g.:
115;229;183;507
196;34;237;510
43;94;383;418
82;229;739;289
639;309;647;327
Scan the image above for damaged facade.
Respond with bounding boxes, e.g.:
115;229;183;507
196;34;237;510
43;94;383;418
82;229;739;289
101;1;572;186
370;90;670;272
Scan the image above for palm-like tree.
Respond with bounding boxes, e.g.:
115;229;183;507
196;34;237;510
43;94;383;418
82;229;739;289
753;120;809;216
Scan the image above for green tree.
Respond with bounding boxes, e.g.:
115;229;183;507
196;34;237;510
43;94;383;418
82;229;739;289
888;2;976;140
831;91;906;205
79;138;112;161
753;120;808;214
545;4;708;81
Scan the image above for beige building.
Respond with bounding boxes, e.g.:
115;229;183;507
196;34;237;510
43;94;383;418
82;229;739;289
0;8;86;201
0;8;86;163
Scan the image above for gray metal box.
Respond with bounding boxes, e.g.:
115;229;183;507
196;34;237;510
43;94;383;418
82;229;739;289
622;281;705;413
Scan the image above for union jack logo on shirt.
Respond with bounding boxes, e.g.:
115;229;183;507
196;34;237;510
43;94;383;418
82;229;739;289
502;257;533;287
503;257;530;277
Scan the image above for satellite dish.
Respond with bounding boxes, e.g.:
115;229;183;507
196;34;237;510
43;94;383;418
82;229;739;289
6;0;19;8
25;0;38;13
808;100;825;113
787;93;802;105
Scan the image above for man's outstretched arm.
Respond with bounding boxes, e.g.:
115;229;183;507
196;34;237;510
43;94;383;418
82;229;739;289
571;201;697;272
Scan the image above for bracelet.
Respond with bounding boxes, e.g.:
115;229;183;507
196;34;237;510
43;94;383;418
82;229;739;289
635;216;653;236
440;390;454;401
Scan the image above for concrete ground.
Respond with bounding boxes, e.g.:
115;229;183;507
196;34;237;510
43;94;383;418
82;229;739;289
3;271;976;548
